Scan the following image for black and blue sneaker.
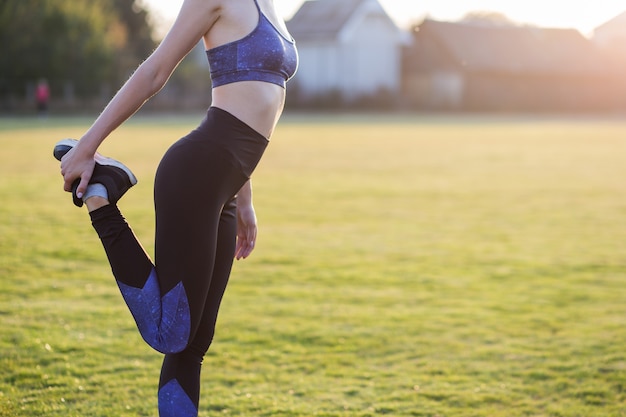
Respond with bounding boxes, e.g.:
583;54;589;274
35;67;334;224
53;139;138;207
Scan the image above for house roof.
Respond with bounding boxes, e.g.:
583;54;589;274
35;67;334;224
413;20;608;76
287;0;363;41
594;11;626;33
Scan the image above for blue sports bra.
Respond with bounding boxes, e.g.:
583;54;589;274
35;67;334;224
206;0;298;88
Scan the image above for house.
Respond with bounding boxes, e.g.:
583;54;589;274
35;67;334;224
593;11;626;49
403;19;623;111
286;0;408;105
593;12;626;71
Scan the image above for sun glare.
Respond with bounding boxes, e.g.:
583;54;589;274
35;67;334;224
381;0;625;34
142;0;625;36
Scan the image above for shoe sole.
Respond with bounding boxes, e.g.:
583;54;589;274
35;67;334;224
53;139;138;186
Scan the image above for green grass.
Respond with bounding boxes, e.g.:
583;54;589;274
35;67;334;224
1;113;626;416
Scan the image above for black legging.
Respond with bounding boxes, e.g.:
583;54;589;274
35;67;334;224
89;107;268;417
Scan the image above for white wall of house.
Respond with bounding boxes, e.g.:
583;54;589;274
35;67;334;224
293;41;339;95
292;0;407;100
341;12;403;95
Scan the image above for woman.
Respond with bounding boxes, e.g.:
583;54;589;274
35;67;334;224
54;0;297;415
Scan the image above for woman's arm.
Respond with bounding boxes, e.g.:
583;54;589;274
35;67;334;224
61;0;222;197
235;180;257;260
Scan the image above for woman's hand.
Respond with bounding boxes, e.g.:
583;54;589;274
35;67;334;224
56;0;221;200
60;144;95;199
235;203;257;260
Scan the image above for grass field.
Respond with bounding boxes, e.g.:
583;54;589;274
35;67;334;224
1;113;626;416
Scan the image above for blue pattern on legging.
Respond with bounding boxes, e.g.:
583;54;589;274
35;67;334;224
158;379;198;417
117;268;190;354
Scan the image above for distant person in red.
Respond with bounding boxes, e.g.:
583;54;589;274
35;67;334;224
36;79;50;116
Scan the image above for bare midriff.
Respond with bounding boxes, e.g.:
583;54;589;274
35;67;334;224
211;81;286;139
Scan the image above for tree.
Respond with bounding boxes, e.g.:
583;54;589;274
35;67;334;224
0;0;155;103
0;1;112;99
104;0;157;84
110;0;155;58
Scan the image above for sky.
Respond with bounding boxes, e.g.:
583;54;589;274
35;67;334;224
140;0;626;38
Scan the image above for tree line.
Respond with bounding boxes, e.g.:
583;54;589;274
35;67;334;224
0;0;156;103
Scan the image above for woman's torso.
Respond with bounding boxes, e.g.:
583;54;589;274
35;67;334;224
202;0;297;138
